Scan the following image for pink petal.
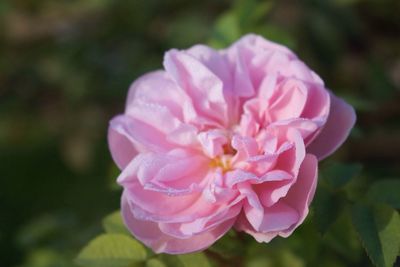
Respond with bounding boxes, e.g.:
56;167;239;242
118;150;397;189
163;50;228;126
121;171;237;224
202;170;238;203
258;202;299;232
273;128;306;177
258;74;278;106
225;169;292;188
238;99;261;137
254;180;293;207
158;202;242;238
118;149;208;196
121;193;235;254
267;78;309;122
231;135;259;163
300;82;330;120
231;47;256;98
166;123;199;147
122;181;202;221
288;60;324;85
235;214;278;243
108;116;138;169
280;153;318;236
307;93;356;160
110;115;174;154
268;118;321;145
186;45;232;92
229;34;296;60
126;70;185;120
237;183;264;230
235;154;317;242
129;99;181;130
186;45;239;124
198;129;228;158
263;51;293;75
109;114;185;169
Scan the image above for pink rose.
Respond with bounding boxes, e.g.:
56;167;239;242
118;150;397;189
108;34;356;254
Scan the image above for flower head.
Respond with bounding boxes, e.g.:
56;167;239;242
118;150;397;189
108;34;356;254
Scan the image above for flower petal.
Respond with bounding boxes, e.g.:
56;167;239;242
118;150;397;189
258;202;299;232
108;116;138;169
121;193;235;254
126;70;185;120
198;129;228;158
307;93;356;160
164;50;228;126
267;78;309;122
118;149;208;195
280;153;318;236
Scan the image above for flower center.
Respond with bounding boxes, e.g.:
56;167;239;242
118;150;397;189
222;143;236;155
209;155;232;173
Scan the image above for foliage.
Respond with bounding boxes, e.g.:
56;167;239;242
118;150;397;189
1;0;400;267
77;212;211;267
76;234;147;267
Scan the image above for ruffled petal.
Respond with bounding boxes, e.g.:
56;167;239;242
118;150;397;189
228;34;296;60
300;82;330;120
121;169;241;224
254;180;293;207
238;183;264;230
280;153;318;236
287;60;324;85
234;214;277;243
126;70;185;120
273;128;306;177
307;93;356;160
164;49;228;127
186;45;239;124
198;129;228;158
158;202;242;239
258;202;299;232
109;115;175;155
118;149;208;195
267;78;309;122
231;135;259;163
235;154;317;242
121;193;235;254
108;116;139;169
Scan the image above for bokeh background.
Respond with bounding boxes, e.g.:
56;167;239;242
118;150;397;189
1;0;399;266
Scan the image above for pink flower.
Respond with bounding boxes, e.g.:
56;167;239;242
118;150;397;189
108;34;356;254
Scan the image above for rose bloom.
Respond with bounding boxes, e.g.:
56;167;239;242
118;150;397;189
108;34;355;254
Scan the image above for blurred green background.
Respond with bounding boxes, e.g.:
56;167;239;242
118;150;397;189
1;0;399;266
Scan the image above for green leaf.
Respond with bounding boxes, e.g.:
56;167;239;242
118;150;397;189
247;257;272;267
178;253;211;267
277;249;304;267
351;204;400;267
208;230;244;259
252;25;296;50
322;162;362;189
234;0;273;29
374;207;400;267
313;186;346;234
146;258;167;267
22;248;74;267
367;179;400;209
323;212;363;262
209;12;241;48
76;234;147;267
102;210;130;235
157;254;184;267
